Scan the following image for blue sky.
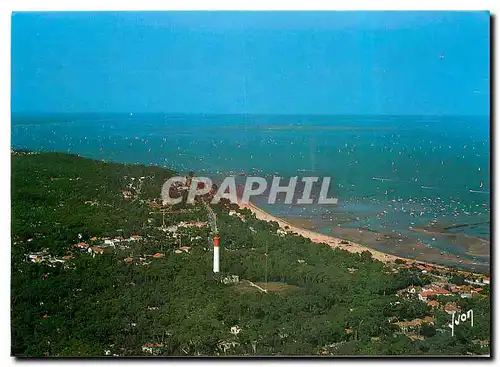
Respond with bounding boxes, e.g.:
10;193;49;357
11;11;490;115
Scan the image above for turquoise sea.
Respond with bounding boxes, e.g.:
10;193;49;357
11;113;490;268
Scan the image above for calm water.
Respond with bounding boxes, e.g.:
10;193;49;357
12;113;490;262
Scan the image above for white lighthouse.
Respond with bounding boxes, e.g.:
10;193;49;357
213;236;220;273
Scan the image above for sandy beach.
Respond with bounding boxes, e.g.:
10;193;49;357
239;201;489;274
241;202;408;263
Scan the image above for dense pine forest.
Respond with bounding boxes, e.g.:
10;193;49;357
11;151;490;356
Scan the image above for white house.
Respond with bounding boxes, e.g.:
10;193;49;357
221;275;240;285
276;228;287;237
230;325;242;336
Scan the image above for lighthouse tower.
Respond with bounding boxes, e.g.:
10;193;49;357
213;236;220;273
203;201;220;274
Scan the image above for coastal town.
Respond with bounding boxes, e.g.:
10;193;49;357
16;166;490;356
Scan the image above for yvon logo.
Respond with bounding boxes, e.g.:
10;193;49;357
448;309;473;337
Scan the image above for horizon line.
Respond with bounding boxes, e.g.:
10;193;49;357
11;111;490;118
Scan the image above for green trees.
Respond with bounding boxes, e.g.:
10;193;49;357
392;299;429;320
10;151;491;356
420;323;436;338
450;275;465;285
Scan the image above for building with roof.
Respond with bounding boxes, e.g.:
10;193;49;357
73;242;89;249
91;246;104;254
444;302;460;314
397;285;421;298
142;343;165;355
418;285;451;301
427;300;440;309
394;319;423;333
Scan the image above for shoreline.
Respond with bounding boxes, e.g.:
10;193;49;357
12;149;488;275
239;201;489;275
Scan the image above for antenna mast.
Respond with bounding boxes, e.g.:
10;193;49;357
265;242;268;285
